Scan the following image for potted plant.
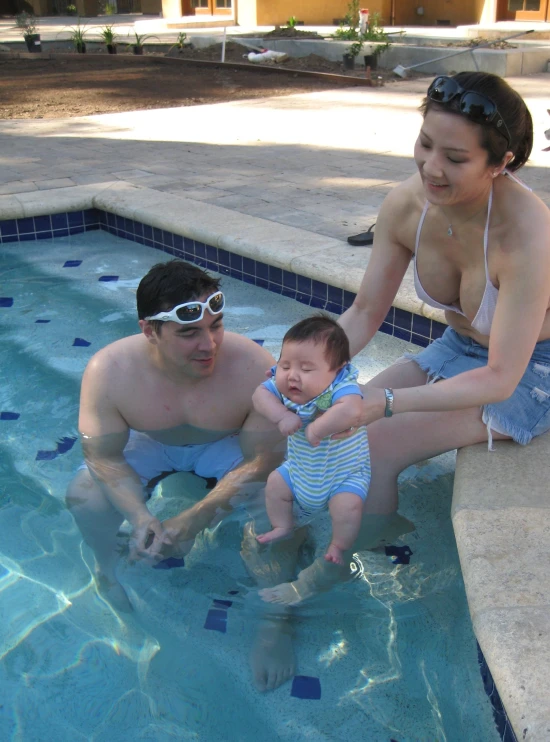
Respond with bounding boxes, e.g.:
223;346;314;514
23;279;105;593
100;25;117;54
167;31;188;55
16;12;41;53
66;4;77;15
69;22;89;54
335;0;362;69
343;39;362;70
362;13;391;71
127;31;159;56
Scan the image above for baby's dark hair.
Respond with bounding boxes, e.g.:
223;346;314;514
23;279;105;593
137;259;220;334
282;314;350;370
420;72;533;170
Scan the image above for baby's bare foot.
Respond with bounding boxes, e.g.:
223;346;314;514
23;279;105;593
256;527;292;545
324;543;345;565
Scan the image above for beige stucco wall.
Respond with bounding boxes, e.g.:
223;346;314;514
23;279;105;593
394;0;480;26
237;0;391;27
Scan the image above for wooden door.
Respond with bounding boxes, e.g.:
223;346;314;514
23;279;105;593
502;0;549;20
191;0;231;14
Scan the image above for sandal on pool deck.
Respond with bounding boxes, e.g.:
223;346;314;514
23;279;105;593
347;223;375;246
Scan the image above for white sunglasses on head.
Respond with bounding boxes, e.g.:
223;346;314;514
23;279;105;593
145;291;225;324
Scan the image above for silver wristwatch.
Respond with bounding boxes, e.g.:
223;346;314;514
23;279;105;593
383;388;394;417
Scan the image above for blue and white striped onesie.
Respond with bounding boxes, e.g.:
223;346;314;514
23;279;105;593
263;363;371;514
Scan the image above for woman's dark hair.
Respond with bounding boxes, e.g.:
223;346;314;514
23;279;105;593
282;314;350;370
420;72;533;171
137;259;220;334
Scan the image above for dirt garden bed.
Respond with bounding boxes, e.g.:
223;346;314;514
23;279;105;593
0;45;412;120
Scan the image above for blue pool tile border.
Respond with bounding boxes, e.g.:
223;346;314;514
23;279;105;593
0;209;446;348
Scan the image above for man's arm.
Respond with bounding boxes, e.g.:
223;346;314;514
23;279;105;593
305;395;362;446
163;407;285;544
79;352;170;556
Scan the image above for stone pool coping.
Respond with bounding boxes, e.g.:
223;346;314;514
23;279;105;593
2;181;548;741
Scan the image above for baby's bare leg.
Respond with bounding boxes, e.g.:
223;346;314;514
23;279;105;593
256;471;295;544
325;492;363;565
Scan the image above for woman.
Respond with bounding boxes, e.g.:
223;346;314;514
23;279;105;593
259;71;550;606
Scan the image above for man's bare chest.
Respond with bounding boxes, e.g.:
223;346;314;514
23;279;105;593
116;374;248;435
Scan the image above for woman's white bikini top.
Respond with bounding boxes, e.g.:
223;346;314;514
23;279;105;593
413;170;531;336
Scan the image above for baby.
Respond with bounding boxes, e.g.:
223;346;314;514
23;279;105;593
252;315;371;566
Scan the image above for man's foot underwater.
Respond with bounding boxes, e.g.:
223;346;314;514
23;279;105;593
250;618;295;692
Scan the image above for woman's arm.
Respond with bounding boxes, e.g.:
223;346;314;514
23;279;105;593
338;186;414;356
365;213;550;422
306;395;363;446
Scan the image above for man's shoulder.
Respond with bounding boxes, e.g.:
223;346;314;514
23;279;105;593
221;332;275;381
223;332;275;362
85;334;144;378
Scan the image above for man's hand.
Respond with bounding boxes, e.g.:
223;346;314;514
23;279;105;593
160;506;214;557
278;410;302;437
129;513;173;562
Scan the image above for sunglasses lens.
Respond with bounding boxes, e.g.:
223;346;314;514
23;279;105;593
459;92;494;121
208;292;224;313
428;77;457;103
176;303;202;322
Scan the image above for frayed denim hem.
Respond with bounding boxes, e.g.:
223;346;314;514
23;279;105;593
482;408;532;448
403;354;531;451
403;352;445;385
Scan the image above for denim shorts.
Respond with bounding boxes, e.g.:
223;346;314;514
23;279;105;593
405;327;550;446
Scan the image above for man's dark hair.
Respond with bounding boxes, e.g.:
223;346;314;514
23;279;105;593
282;314;350;370
137;260;220;334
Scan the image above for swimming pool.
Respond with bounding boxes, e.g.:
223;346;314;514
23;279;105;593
0;226;503;741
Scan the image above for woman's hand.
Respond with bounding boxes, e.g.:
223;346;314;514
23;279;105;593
330;387;387;439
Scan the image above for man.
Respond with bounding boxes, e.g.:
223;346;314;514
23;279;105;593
66;259;294;691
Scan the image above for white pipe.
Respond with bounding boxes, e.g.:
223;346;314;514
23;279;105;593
221;27;227;63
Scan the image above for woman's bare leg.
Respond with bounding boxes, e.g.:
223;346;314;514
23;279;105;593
260;358;511;605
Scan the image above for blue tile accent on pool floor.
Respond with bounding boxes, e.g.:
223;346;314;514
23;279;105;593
73;338;91;347
154;557;186;570
385;544;413;565
291;676;321;700
204;608;228;633
0;209;448;347
36;436;77;462
1;411;20;420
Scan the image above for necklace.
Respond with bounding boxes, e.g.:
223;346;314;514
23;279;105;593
443;199;490;237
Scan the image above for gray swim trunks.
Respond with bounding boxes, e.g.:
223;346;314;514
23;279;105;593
78;430;244;487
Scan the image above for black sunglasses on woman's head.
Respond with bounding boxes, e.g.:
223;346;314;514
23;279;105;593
427;76;512;148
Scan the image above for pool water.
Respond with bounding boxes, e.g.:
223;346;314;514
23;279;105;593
0;230;501;742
